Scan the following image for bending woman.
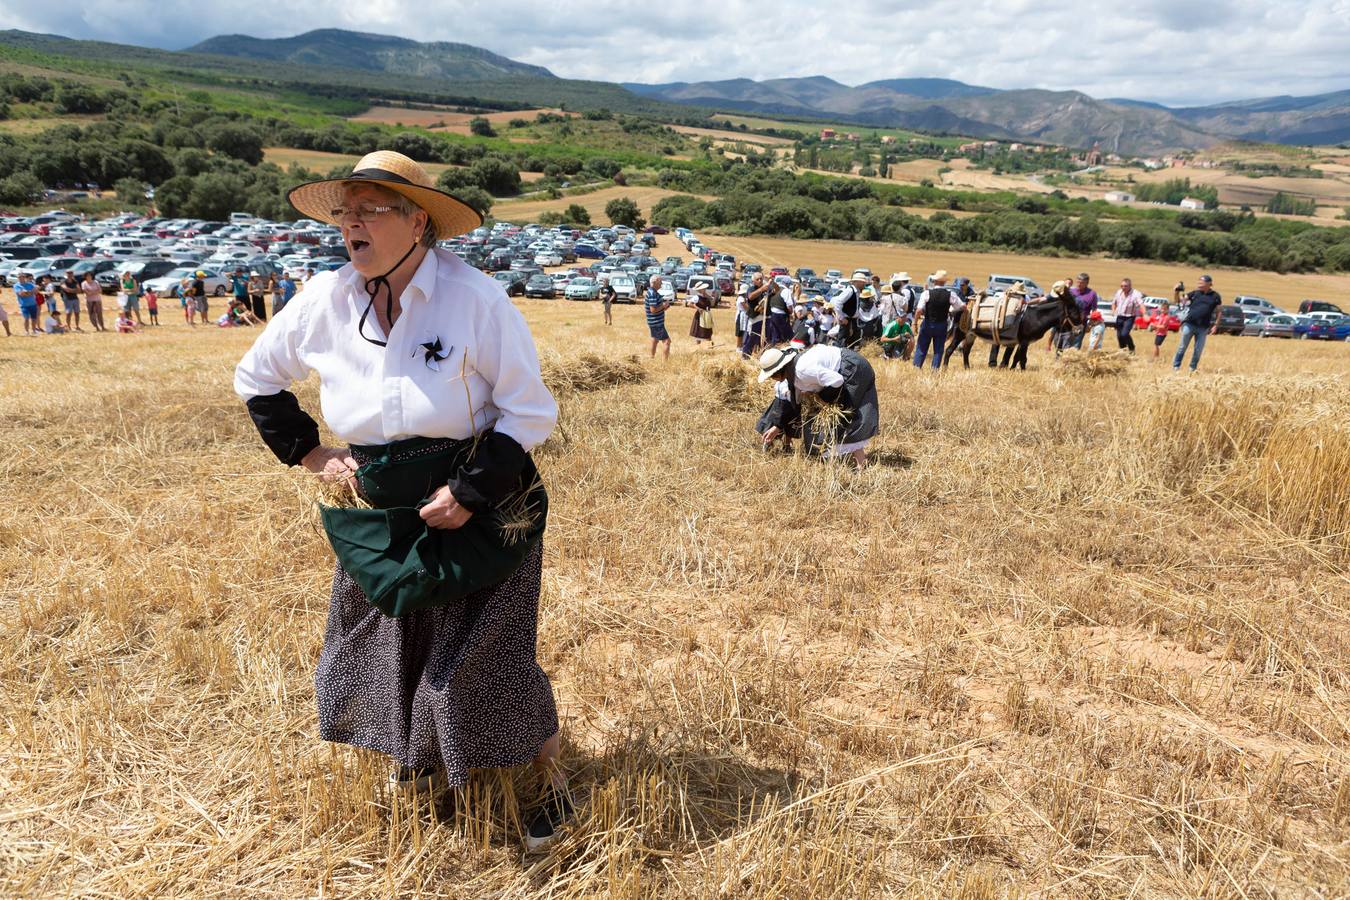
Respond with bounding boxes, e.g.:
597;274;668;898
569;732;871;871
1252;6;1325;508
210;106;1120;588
233;151;570;851
754;344;879;469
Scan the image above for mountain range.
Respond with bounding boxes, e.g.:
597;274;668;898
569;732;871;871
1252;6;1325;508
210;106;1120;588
4;28;1350;154
187;30;555;82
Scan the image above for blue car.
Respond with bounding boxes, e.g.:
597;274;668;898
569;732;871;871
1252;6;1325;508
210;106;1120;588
1307;315;1350;340
574;243;605;259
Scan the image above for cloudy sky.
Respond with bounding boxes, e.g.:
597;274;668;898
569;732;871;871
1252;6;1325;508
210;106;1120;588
4;0;1349;106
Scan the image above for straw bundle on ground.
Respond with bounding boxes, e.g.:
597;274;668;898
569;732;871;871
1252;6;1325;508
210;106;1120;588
540;351;646;395
1054;348;1132;377
698;355;765;409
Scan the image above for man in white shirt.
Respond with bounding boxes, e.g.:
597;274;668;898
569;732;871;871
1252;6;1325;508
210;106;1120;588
1110;277;1144;353
911;270;965;370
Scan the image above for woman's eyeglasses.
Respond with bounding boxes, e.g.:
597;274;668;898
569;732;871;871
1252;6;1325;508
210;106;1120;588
329;204;397;222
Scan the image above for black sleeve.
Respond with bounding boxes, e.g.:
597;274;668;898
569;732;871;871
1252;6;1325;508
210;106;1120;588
756;397;802;438
447;430;530;513
245;391;321;467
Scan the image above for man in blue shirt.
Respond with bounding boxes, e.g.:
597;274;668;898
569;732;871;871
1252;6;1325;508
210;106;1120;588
644;275;671;360
231;268;249;306
1172;275;1222;373
15;274;40;336
277;274;296;314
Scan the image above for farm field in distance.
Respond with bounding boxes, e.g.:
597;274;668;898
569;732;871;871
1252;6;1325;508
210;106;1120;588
2;275;1347;896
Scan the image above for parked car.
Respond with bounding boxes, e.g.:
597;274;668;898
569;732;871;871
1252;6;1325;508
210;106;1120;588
1294;311;1342;338
574;243;605;259
144;267;228;298
524;274;556;299
608;275;637;303
1306;315;1350;341
534;250;563;267
1233;294;1282;317
1259;314;1298;339
1213;305;1246;335
987;274;1044;298
564;277;600;300
493;271;527;296
1298;299;1343;315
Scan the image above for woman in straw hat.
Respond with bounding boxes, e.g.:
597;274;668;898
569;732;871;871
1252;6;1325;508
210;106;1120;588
233;151;571;851
754;343;879;469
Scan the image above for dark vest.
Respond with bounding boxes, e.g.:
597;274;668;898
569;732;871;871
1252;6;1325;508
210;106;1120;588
925;287;951;322
838;286;859;318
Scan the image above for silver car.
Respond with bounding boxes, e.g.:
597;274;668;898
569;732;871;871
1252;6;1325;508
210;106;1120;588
1259;314;1297;339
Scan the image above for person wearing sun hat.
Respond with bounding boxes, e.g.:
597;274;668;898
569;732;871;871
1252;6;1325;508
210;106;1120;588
754;342;879;469
911;269;964;370
233;150;572;851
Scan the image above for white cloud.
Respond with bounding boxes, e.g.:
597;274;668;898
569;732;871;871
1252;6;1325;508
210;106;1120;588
3;0;1349;105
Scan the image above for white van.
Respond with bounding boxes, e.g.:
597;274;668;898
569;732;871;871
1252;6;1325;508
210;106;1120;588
229;212;258;225
189;235;224;251
95;236;149;254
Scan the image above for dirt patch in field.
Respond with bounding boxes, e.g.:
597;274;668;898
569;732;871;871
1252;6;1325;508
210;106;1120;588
672;125;793;146
348;106;573;134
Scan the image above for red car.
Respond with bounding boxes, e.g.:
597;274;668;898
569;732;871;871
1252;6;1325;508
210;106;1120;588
769;266;788;277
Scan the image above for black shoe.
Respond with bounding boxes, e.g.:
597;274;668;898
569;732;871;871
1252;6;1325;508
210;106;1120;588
523;784;574;852
389;765;444;794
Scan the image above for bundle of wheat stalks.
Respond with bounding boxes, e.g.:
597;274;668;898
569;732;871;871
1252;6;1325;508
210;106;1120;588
541;351;646;395
698;356;766;410
1055;348;1132;377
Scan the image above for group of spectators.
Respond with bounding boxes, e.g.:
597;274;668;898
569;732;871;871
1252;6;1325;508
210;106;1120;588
632;267;1226;374
2;266;301;337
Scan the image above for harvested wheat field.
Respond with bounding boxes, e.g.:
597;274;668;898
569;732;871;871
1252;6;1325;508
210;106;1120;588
2;292;1348;897
348;107;572;134
495;186;714;225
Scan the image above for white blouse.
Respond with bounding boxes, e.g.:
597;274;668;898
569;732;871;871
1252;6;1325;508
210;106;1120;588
772;344;846;398
234;248;557;451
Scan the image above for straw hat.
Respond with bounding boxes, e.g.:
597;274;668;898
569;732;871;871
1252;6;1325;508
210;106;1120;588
931;269;948;282
890;271;910;284
287;150;482;240
850;270;869;283
1007;281;1026;295
1051;280;1068;294
757;346;799;382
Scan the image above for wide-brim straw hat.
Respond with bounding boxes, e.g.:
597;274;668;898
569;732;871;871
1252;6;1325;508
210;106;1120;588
287;150;482;240
757;346;799;382
850;270;870;283
932;269;949;281
890;271;910;284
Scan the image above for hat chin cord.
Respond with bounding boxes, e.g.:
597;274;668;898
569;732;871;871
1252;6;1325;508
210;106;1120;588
357;242;419;348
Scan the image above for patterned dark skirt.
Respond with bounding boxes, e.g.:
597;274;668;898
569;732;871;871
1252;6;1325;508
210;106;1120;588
314;482;558;786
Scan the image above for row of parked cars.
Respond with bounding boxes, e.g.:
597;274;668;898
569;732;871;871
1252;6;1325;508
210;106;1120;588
1211;296;1348;341
0;210;351;297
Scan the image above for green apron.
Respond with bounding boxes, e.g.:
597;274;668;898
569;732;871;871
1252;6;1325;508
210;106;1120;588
319;435;547;618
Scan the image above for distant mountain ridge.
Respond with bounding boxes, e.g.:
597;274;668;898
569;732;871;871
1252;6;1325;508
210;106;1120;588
186;29;555;81
4;27;1349;152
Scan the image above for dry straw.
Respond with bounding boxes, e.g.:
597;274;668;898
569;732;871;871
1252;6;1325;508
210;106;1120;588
4;300;1349;897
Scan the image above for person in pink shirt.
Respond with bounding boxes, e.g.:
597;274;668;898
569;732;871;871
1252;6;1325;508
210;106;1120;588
1111;278;1144;353
81;272;106;332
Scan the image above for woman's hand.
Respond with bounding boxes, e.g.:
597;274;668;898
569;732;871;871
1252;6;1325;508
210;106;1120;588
420;485;474;530
302;445;358;490
762;425;782;446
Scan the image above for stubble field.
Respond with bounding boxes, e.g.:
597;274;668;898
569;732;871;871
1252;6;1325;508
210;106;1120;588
1;286;1347;897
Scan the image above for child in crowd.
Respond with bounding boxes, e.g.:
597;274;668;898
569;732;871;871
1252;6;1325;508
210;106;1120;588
42;310;67;334
116;309;139;333
1151;302;1172;361
144;288;159;326
1086;310;1106;350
